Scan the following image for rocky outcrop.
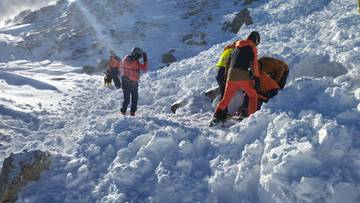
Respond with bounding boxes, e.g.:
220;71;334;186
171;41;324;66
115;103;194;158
82;59;109;74
222;8;253;34
243;0;259;5
82;65;97;74
182;32;207;46
162;49;177;65
0;150;51;203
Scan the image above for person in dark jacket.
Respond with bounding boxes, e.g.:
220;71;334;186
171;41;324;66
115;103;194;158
120;47;148;116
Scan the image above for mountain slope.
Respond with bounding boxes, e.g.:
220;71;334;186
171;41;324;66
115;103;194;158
0;0;257;69
0;0;359;202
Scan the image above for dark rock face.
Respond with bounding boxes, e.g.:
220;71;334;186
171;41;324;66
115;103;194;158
222;8;253;34
182;32;207;46
0;150;51;203
162;49;177;65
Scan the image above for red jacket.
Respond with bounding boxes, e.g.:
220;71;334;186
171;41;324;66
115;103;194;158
122;55;147;81
108;56;121;71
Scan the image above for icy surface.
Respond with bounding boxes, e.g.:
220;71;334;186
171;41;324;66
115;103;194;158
0;0;359;202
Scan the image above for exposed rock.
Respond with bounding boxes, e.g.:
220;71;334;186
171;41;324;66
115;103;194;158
162;49;177;65
243;0;259;5
182;32;207;46
82;65;97;74
12;9;33;25
0;150;51;203
222;8;253;34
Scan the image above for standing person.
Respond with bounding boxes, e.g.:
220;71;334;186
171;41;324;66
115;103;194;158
215;42;235;100
210;31;261;126
120;47;148;116
107;50;122;88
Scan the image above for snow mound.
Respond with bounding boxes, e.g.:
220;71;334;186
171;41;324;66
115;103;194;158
0;70;59;91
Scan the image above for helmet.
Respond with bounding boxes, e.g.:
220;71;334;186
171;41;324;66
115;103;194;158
131;47;143;55
248;31;260;45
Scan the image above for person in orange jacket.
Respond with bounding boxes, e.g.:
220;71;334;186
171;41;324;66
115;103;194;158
210;31;261;126
120;47;148;116
238;70;280;118
259;56;289;89
107;50;122;88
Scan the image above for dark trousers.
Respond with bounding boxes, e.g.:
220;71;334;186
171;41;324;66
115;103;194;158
278;71;289;89
121;76;139;113
215;67;228;117
110;68;121;88
216;67;226;100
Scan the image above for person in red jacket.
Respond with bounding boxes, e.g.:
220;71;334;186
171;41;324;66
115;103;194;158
107;50;122;88
210;31;261;126
120;47;148;116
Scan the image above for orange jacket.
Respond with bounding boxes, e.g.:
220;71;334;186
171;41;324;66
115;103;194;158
258;71;280;95
108;56;121;70
259;57;288;82
223;43;235;51
235;39;259;77
122;55;147;81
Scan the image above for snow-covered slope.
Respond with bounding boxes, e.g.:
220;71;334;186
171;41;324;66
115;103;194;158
0;0;359;202
0;0;256;69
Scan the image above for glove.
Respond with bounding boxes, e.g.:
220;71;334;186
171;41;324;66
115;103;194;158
142;52;148;63
253;77;260;92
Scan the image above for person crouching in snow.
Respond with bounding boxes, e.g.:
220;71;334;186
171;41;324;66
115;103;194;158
210;31;261;126
120;47;148;116
107;50;122;89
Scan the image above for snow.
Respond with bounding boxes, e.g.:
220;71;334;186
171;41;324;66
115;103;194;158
0;0;359;202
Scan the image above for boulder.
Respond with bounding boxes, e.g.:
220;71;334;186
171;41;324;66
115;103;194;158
182;32;207;46
82;65;97;74
222;8;253;34
0;150;51;203
162;49;177;65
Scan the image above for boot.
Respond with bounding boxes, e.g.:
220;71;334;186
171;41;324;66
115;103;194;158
130;112;135;116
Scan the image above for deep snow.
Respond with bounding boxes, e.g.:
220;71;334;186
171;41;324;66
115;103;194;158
0;0;359;202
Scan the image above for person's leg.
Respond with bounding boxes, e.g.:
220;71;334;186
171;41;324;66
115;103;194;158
214;81;239;119
216;67;226;99
130;81;139;114
110;69;121;88
240;81;258;116
238;93;249;117
121;78;131;114
278;71;289;89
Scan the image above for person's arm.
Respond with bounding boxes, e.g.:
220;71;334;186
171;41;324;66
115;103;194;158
138;52;148;71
